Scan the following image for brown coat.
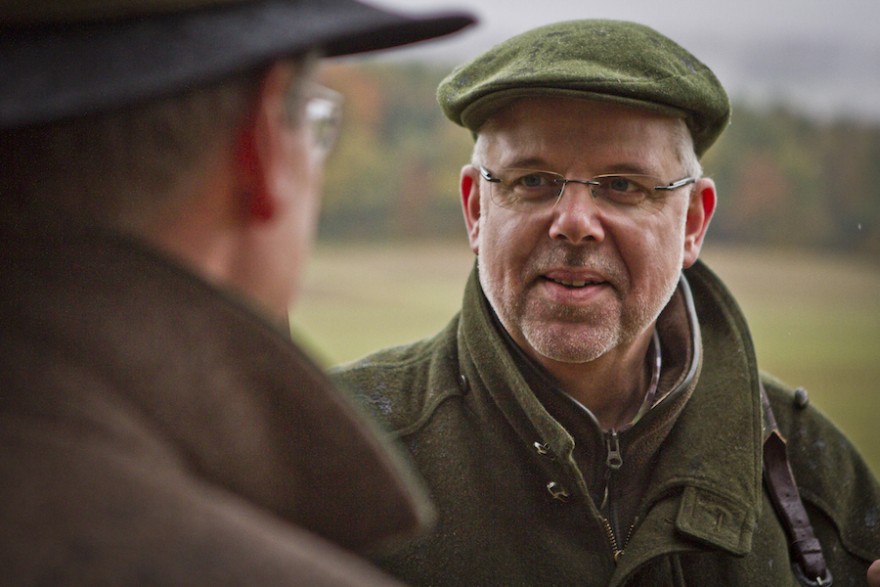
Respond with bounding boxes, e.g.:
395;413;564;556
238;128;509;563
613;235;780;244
0;224;431;585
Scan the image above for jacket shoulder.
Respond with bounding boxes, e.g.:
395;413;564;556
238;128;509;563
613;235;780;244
331;316;464;436
761;372;880;561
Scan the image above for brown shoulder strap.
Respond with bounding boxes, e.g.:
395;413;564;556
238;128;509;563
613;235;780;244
761;384;833;587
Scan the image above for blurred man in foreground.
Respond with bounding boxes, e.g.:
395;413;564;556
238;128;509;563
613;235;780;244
0;1;472;584
334;20;880;586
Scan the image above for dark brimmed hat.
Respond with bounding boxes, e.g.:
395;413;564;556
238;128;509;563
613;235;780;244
437;19;730;157
0;0;475;129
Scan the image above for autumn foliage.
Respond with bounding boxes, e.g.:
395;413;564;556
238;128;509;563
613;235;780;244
319;61;880;256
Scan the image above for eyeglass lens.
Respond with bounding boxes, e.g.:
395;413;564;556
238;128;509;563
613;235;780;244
305;87;343;160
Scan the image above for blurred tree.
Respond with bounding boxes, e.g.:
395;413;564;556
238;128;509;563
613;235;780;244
820;122;880;250
316;61;880;258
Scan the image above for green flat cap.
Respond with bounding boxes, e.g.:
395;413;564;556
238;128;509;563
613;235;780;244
437;19;730;157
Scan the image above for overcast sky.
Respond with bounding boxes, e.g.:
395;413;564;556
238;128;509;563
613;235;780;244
367;0;880;121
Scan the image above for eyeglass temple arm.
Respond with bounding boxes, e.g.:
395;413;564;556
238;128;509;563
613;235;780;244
654;177;697;191
479;166;501;183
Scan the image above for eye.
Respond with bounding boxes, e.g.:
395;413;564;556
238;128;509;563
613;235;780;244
513;172;557;189
486;168;564;208
605;176;642;193
592;175;652;205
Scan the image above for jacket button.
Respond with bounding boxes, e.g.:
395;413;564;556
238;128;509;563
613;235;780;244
533;441;556;460
459;374;469;394
546;481;570;502
793;387;809;409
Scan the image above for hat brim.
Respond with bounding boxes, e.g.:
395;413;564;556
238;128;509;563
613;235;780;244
0;0;474;128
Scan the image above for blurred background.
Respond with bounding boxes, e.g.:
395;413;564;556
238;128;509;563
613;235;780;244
291;0;880;475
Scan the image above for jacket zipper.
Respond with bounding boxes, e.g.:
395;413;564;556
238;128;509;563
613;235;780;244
602;429;633;563
603;517;636;563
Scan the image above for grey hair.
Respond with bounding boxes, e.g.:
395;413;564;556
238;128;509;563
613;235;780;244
670;118;703;178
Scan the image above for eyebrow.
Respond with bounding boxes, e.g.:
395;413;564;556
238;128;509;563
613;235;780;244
500;157;660;177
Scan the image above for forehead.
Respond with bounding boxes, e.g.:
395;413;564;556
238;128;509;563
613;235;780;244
478;97;688;171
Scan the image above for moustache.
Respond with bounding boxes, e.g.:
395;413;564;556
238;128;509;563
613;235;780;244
526;243;626;285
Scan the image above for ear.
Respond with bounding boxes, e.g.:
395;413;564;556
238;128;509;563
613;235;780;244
461;164;482;254
233;120;272;221
232;61;299;223
682;177;717;268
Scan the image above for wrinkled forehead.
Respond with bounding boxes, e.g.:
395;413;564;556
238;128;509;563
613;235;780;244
476;96;692;170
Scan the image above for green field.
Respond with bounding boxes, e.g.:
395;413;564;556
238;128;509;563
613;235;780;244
291;241;880;476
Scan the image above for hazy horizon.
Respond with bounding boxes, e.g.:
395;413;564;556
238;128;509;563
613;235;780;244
366;0;880;122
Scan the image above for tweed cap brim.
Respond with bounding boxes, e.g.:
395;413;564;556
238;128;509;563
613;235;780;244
0;0;474;129
438;19;730;157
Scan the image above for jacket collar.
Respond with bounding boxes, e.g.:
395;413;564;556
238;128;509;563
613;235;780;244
1;224;433;553
642;261;764;554
457;260;763;559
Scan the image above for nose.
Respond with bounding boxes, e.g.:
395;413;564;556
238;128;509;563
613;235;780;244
547;181;606;243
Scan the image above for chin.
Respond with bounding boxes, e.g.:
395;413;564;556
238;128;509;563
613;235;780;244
523;322;619;365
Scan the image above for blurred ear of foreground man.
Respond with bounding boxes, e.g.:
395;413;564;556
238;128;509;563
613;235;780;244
333;19;880;587
0;1;473;585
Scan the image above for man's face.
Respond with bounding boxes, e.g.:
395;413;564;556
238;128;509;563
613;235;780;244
233;62;342;319
461;97;713;369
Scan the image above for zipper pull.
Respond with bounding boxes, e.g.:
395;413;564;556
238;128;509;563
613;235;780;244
606;430;623;470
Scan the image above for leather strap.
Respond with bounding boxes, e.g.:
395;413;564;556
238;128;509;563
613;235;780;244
761;385;833;586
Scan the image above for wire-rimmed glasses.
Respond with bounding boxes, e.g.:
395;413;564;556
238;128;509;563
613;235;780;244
285;81;343;162
303;84;343;161
479;166;697;211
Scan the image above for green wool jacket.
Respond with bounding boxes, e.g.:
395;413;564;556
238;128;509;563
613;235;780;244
333;261;880;586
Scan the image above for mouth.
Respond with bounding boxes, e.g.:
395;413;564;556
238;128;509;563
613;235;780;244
541;266;610;290
537;272;611;306
544;276;605;289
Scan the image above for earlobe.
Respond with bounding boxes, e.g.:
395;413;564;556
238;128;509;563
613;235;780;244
460;165;482;254
682;179;717;268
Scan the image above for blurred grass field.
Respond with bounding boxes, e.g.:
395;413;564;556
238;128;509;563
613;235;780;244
291;241;880;476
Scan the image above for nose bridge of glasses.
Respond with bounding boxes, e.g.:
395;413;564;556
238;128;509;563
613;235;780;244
550;179;606;220
549;178;607;242
555;177;600;204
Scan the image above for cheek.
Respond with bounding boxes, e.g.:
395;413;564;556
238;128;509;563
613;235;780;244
480;211;541;271
282;160;323;307
285;133;323;235
639;219;684;297
616;212;686;286
298;177;323;234
283;199;319;310
291;178;323;268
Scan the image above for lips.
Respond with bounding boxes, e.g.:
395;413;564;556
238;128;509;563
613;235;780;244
546;276;603;288
542;269;608;289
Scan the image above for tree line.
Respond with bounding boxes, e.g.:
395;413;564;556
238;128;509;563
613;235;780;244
318;61;880;257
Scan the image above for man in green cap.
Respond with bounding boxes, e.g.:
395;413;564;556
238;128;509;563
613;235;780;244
0;1;474;584
334;20;880;586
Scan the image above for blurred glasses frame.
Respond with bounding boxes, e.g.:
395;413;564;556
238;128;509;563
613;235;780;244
283;74;344;164
303;84;343;162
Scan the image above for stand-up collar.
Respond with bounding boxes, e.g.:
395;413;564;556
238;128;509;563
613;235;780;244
457;260;764;564
0;224;433;552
